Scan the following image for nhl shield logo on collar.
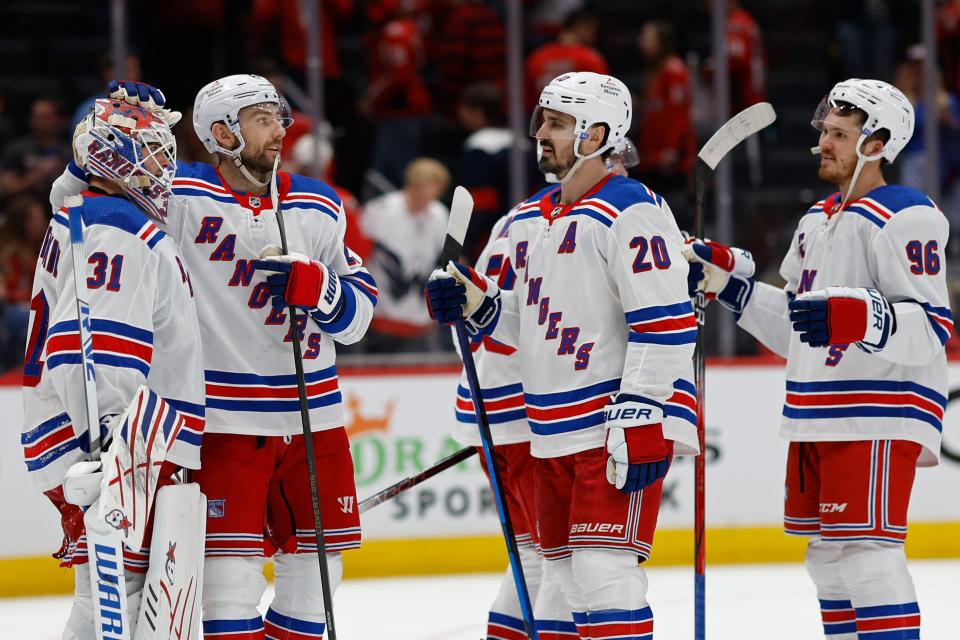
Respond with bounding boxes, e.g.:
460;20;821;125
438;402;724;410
249;196;261;208
550;205;563;218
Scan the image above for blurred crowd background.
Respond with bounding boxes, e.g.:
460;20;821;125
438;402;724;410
0;0;958;370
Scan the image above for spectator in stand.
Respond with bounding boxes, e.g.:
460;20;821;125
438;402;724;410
457;83;513;261
361;158;450;352
724;0;766;113
70;51;142;127
361;8;434;189
635;20;696;196
435;0;507;118
895;45;960;251
250;0;354;86
0;196;48;369
0;97;69;202
291;128;372;262
525;8;608;109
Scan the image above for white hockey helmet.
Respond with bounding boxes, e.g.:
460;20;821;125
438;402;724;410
193;74;292;184
74;98;177;222
812;78;914;164
530;72;632;182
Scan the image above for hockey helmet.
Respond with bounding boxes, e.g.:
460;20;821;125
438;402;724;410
811;78;914;164
74;98;177;222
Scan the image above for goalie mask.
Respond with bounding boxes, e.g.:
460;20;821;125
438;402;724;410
193;74;293;187
530;72;632;183
74;99;177;222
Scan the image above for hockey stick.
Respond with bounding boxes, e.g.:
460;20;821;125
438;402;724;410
68;200;132;640
442;186;539;640
359;446;476;514
269;160;338;640
692;101;776;640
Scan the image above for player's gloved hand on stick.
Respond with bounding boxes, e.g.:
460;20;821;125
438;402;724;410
604;394;672;494
107;79;182;126
253;246;344;321
425;261;501;335
682;237;756;315
788;287;895;352
62;414;120;507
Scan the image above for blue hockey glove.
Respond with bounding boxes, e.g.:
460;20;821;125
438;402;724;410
788;287;895;352
604;394;671;494
425;261;501;335
683;238;755;316
107;80;182;126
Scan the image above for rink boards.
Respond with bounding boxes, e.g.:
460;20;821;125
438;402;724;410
2;361;959;596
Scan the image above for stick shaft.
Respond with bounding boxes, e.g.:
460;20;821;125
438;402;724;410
693;161;709;640
359;447;477;514
276;207;338;640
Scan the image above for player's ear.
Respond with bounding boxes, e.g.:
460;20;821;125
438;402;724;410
211;122;238;151
583;123;607;155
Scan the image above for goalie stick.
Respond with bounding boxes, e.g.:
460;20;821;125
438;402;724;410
692;101;776;640
441;186;539;640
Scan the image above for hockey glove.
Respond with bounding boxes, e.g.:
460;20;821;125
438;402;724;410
682;238;756;315
788;287;895;352
604;394;671;494
62;414;120;507
107;80;182;126
253;247;344;321
425;261;501;335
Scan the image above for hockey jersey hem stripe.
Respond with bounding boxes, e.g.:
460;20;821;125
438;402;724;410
525;379;618;436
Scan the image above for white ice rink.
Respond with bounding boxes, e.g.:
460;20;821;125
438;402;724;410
2;560;957;639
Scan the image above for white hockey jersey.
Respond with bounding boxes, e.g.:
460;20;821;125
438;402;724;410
738;185;952;466
52;161;378;437
487;175;699;459
22;191;204;492
362;190;448;331
452;212;529;447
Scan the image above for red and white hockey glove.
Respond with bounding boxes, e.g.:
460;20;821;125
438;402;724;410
254;246;344;321
683;237;756;316
604;394;672;494
789;287;895;352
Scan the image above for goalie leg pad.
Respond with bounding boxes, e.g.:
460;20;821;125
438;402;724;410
134;483;206;640
201;556;267;638
266;551;343;638
64;563;145;640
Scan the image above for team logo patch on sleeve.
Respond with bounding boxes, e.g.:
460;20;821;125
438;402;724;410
207;499;225;518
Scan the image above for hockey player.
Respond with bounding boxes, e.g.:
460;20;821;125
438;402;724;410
52;77;378;639
428;72;699;639
25;97;204;639
686;78;950;639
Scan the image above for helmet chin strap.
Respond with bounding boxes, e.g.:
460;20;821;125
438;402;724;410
235;155;271;189
556;136;608;184
838;133;883;211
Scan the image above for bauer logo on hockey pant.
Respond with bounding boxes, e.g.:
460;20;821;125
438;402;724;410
338;496;355;513
207;499;225;518
820;502;848;514
570;522;625;535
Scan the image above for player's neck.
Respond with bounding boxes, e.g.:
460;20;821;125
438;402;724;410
89;177;123;196
841;167;886;203
217;158;271;196
559;159;609;205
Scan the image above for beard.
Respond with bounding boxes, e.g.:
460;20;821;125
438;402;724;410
241;142;281;174
817;158;851;185
537;143;572;178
